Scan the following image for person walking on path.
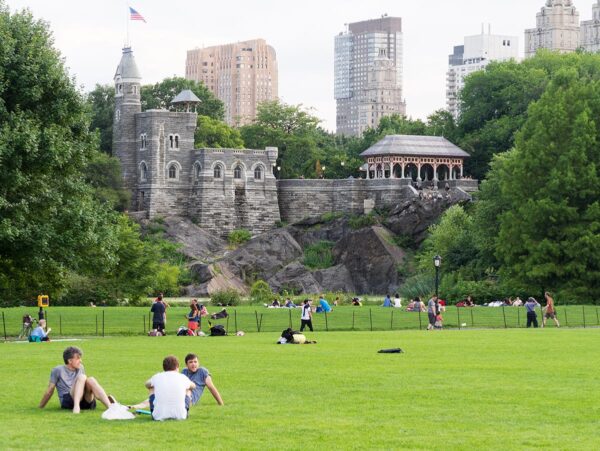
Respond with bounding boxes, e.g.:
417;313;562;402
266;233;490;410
300;299;313;332
525;297;541;328
542;292;560;328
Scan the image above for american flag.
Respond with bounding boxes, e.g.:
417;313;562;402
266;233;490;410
129;7;146;22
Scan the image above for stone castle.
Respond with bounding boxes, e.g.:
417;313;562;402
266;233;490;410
113;48;477;237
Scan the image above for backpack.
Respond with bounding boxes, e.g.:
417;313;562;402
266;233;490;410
210;324;227;336
177;327;193;336
148;329;163;337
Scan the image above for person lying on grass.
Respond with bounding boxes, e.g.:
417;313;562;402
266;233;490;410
129;353;224;411
39;346;116;414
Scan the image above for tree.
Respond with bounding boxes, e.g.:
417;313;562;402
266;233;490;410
240;100;325;178
141;77;224;120
87;84;114;153
457;51;600;180
480;70;600;300
0;4;121;301
195;115;244;148
84;151;130;211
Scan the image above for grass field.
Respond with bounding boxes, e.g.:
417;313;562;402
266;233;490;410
1;328;598;450
2;304;599;338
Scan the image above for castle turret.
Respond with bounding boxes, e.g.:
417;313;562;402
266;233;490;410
113;47;142;196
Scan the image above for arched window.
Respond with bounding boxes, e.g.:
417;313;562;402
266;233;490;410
169;135;174;149
254;166;262;180
140;134;147;150
214;165;222;179
175;135;179;149
140;163;148;181
234;165;242;179
168;164;177;179
194;163;202;179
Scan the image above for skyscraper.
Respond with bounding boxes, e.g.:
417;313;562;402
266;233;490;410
186;39;278;126
580;1;600;52
525;1;580;57
447;29;519;118
334;16;406;136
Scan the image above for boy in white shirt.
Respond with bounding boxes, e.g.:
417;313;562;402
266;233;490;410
146;355;196;421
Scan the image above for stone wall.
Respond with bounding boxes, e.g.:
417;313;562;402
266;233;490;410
277;178;415;224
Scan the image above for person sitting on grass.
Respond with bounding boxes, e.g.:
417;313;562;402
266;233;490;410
382;294;392;307
29;319;51;342
129;353;224;410
39;346;116;414
317;295;332;313
145;355;196;421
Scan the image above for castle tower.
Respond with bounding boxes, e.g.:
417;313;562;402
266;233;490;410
113;47;142;196
525;0;580;57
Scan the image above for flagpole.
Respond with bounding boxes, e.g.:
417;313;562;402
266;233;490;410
126;5;130;47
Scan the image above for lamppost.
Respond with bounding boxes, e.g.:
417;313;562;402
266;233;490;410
433;255;442;298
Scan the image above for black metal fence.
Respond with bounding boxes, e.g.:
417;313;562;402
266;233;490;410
2;305;599;340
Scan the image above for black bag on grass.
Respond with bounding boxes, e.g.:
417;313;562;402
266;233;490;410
210;324;227;336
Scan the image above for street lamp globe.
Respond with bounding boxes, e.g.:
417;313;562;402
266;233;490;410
433;255;442;267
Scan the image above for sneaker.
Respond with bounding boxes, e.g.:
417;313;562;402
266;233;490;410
107;395;117;404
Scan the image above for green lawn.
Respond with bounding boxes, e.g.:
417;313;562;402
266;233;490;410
0;329;598;449
2;305;599;338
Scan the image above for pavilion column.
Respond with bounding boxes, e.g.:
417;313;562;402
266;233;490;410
417;162;422;181
401;163;405;178
433;163;438;182
460;164;464;178
366;165;371;179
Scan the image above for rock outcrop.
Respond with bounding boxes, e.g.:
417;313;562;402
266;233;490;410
173;190;470;295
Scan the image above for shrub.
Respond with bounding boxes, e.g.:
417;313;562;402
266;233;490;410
250;280;273;304
303;240;335;269
399;272;435;301
321;212;343;223
228;229;252;246
57;275;114;306
211;288;241;306
348;213;377;230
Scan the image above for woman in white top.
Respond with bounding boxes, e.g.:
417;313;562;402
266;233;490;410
393;294;402;308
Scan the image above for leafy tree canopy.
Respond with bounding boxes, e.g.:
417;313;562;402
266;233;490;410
141;76;224;120
195;115;244;149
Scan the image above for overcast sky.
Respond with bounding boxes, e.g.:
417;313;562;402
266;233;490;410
5;0;596;131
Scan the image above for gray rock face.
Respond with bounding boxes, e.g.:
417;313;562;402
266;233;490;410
161;192;470;295
160;216;227;261
267;262;322;294
333;226;406;295
219;229;303;282
383;191;470;244
313;265;356;293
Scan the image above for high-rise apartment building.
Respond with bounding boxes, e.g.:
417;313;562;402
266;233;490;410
447;30;519;118
525;1;580;57
334;16;406;136
581;1;600;52
186;39;278;126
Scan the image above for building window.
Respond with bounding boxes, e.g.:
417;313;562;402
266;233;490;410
254;166;262;180
194;163;202;179
169;135;174;149
168;164;177;179
140;163;148;181
175;135;179;148
234;165;243;179
214;164;223;179
140;134;147;150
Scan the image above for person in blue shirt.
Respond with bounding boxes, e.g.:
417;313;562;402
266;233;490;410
525;297;541;328
30;319;51;342
382;294;392;307
318;295;332;313
181;353;224;406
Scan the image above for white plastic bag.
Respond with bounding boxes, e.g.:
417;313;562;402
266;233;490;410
101;402;135;420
